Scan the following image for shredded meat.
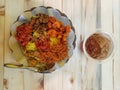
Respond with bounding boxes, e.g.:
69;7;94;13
16;13;70;67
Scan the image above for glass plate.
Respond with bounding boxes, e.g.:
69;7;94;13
9;6;76;73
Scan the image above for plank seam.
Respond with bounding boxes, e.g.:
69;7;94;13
3;1;5;90
112;0;115;90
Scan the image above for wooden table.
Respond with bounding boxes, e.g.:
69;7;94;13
0;0;120;90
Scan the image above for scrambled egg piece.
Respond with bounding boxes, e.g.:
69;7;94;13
33;31;39;37
32;16;39;18
50;37;58;46
26;42;37;51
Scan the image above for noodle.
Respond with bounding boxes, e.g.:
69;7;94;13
16;13;70;67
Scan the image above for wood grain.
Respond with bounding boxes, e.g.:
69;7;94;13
0;0;4;5
0;14;4;90
2;0;120;90
24;70;44;90
0;0;4;90
24;0;44;10
62;1;78;90
101;0;114;90
81;0;102;90
62;0;82;90
4;0;25;90
112;0;120;90
44;0;62;10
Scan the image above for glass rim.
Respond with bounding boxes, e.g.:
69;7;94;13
83;31;116;64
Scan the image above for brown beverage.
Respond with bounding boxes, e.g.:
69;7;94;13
85;33;113;60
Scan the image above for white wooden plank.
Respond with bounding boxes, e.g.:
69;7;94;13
43;1;63;90
0;5;4;89
4;0;25;90
62;0;73;19
24;0;44;10
24;70;44;90
81;0;88;89
62;1;80;90
44;0;62;10
101;0;113;90
71;0;82;90
4;0;25;63
23;0;44;90
0;0;4;6
81;0;102;90
62;0;82;90
61;0;82;90
0;1;5;90
84;0;96;34
4;68;24;90
44;71;63;90
0;16;4;90
113;0;120;90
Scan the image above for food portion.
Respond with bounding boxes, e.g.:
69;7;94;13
85;33;113;60
15;13;70;67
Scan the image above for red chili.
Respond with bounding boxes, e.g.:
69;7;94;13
16;23;32;46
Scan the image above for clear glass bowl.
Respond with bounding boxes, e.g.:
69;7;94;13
83;31;115;63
